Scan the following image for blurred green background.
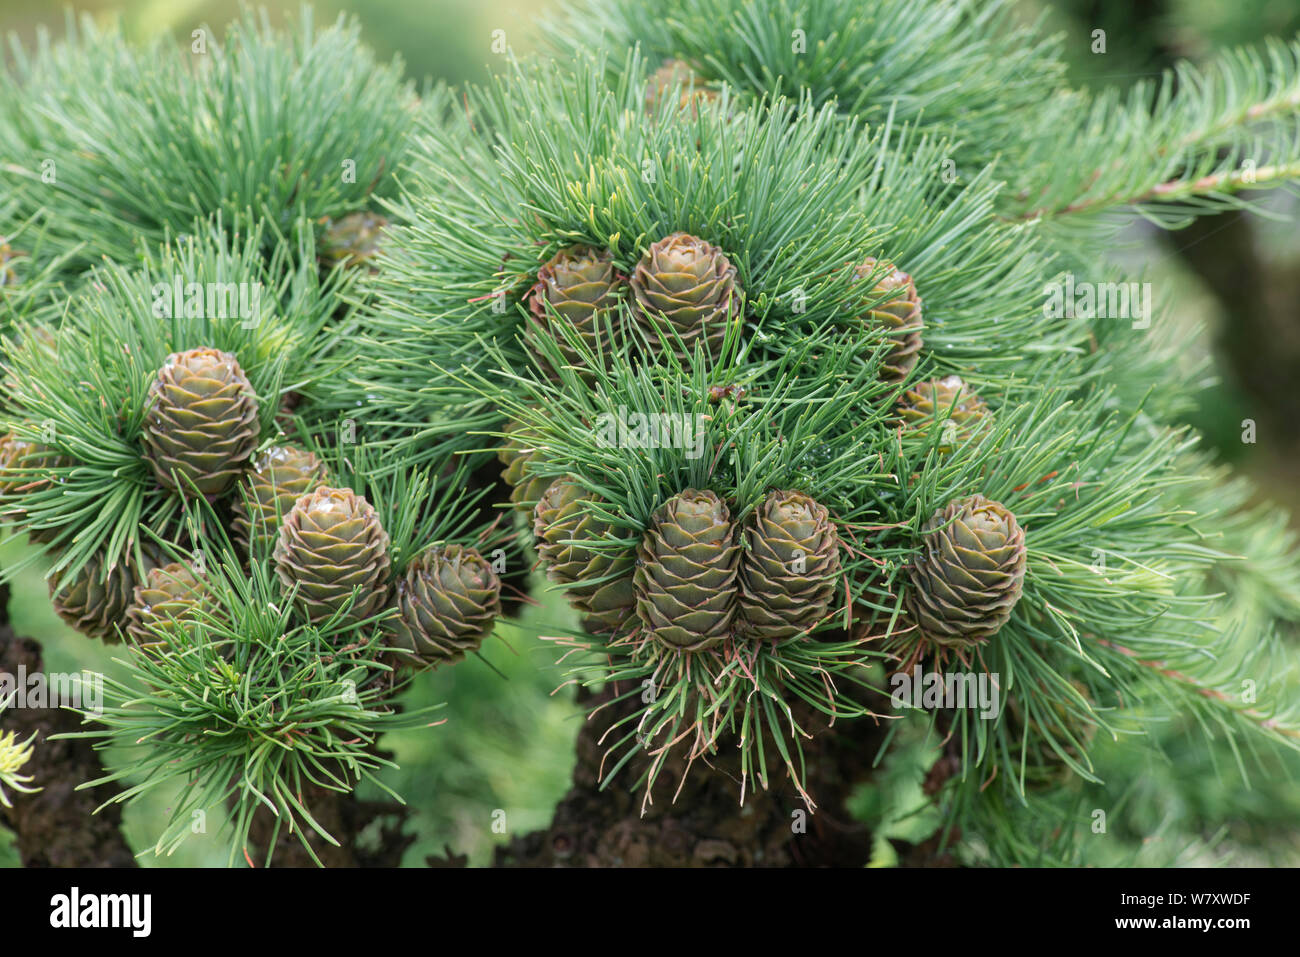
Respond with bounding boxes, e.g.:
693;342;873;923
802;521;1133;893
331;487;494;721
0;0;539;86
3;0;1300;867
1029;0;1300;519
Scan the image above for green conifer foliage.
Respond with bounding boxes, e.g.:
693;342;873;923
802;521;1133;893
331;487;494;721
363;45;1300;825
3;1;1300;869
0;11;417;271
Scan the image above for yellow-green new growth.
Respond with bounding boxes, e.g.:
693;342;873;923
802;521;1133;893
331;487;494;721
0;707;40;808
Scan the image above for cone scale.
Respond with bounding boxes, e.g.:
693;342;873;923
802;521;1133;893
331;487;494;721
738;489;842;640
897;376;990;452
524;245;623;381
498;419;554;513
0;433;72;542
49;551;149;643
320;211;388;272
534;477;636;637
126;562;207;644
233;445;330;556
855;257;924;381
645;59;718;114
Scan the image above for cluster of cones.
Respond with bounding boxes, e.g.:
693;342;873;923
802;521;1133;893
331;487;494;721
1;344;500;667
530;479;842;652
506;223;1027;652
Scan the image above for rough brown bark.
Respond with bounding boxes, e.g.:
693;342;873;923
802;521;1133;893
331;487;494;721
242;779;415;868
494;683;906;867
239;733;415;867
0;592;138;867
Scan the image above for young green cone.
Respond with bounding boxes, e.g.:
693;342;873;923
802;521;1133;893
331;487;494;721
273;487;391;626
523;245;623;381
533;477;636;636
905;494;1027;648
738;489;842;640
126;561;208;644
576;578;639;637
634;488;740;651
141;347;260;496
232;446;330;556
855;258;924;381
630;232;739;364
386;544;502;667
897;376;991;452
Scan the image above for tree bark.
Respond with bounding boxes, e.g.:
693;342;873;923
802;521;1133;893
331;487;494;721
0;584;138;867
242;779;415;868
494;682;928;867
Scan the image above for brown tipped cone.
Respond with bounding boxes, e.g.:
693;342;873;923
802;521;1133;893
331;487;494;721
386;544;502;668
738;489;842;641
49;549;152;642
320;211;388;272
126;562;208;645
905;494;1027;648
855;258;923;381
645;59;718;114
0;432;74;542
896;375;991;452
523;246;623;381
141;347;260;496
634;488;740;651
273;486;391;626
232;446;330;556
498;419;553;512
533;477;636;636
630;233;738;364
